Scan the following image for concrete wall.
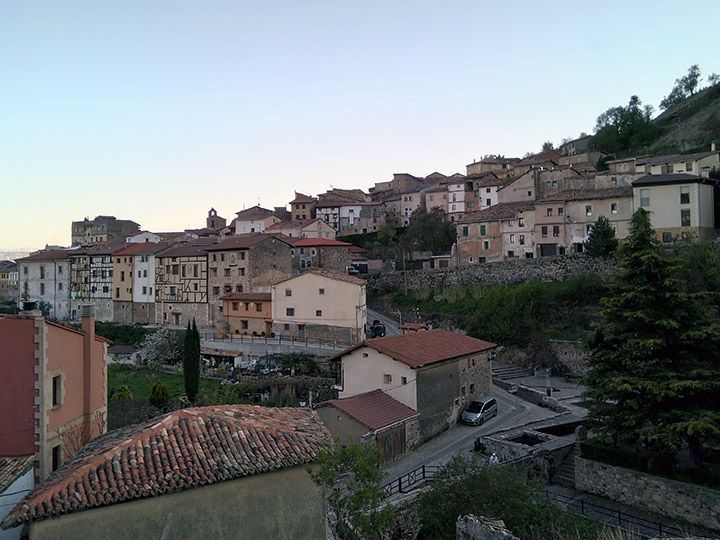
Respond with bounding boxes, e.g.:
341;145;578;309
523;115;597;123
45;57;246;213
132;255;156;304
29;465;326;540
316;405;370;446
112;301;134;324
575;457;720;531
131;302;154;324
339;347;417;409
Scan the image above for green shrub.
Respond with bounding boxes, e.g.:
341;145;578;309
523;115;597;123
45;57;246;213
148;382;170;409
111;385;134;401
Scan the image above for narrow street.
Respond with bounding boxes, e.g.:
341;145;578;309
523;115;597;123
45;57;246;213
366;308;401;336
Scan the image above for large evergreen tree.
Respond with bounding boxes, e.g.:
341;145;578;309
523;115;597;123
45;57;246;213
584;215;619;258
183;319;201;402
584;209;720;465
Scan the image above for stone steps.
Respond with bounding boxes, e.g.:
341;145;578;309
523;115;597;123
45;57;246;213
553;446;581;488
492;362;533;380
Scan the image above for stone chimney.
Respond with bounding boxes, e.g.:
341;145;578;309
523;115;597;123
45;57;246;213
81;305;95;440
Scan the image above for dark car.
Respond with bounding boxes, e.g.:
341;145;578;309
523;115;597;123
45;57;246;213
369;320;386;338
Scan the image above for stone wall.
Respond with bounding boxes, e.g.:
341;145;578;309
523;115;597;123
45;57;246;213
456;515;520;540
549;340;589;377
368;255;616;296
575;457;720;531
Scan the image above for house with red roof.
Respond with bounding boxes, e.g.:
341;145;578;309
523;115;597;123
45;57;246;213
331;330;496;441
291;237;354;273
316;389;419;464
1;405;331;540
233;205;281;235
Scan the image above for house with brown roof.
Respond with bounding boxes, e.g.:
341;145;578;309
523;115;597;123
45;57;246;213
315;189;369;232
291;238;354;273
154;243;210;327
332;330;495;441
265;218;336;240
1;405;331;540
206;234;292;330
467;172;505;210
69;244;120;322
271;269;366;343
635;149;719;177
16;250;72;320
466;157;520;178
289;192;318;221
233;205;281;235
316;389;419;464
0;306;107;486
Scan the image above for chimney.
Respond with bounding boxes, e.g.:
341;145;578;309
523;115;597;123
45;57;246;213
81;304;95;440
712;142;717;152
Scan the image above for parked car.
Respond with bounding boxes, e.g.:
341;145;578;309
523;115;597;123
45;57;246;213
369;320;386;338
348;265;361;275
460;397;498;426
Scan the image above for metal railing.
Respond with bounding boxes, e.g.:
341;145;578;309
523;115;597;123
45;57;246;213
382;464;443;497
200;332;353;350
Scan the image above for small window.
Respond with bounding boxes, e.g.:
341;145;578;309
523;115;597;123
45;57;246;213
286;308;295;316
51;445;62;472
482;240;489;250
662;232;673;243
284;323;290;330
319;288;325;295
558;207;564;216
383;374;392;384
546;208;553;216
52;375;62;407
518;217;525;227
58;282;63;290
316;310;322;317
462;226;469;237
685;162;693;172
362;352;369;358
470;383;475;394
519;235;525;245
509;234;515;244
255;303;262;312
640;189;650;208
611;202;618;214
553;225;560;237
461;386;466;396
541;226;548;238
485;198;491;206
232;302;239;310
680;187;690;204
585;205;592;217
681;209;691;227
213;286;220;295
480;224;487;236
285;288;292;297
241;320;248;330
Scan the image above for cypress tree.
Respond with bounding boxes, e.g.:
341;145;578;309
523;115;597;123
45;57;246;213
584;209;720;465
183;320;200;402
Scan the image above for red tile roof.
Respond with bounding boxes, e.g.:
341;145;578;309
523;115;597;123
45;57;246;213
289;192;317;204
206;233;292;251
0;456;34;494
220;292;272;302
331;330;496;369
319;390;418;431
16;250;72;262
275;268;366;287
292;238;352;247
2;405;331;528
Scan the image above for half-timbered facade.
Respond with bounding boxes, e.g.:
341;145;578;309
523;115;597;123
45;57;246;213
154;244;209;326
69;245;115;321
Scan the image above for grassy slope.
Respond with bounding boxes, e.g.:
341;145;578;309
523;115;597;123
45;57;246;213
108;364;218;400
651;84;720;153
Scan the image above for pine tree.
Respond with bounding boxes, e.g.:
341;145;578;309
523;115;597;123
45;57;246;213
584;215;619;258
584;209;720;466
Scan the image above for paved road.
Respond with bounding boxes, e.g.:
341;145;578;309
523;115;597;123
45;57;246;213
366;308;401;336
382;384;559;481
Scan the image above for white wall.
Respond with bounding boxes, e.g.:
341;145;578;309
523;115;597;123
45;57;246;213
0;467;33;540
132;255;157;303
18;260;71;319
339;347;417;410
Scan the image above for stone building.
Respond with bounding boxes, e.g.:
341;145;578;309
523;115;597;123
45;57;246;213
16;250;72;320
2;406;331;540
466;157;519;178
71;216;140;247
271;269;366;343
291;238;354;273
69;245;117;322
205;208;227;231
0;306;107;484
233;206;281;235
221;292;272;336
289;192;317;221
265;218;336;240
154;244;209;327
206;234;292;328
332;330;495;441
0;260;18;302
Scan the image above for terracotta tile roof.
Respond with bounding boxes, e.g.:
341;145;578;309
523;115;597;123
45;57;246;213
112;242;166;256
16;250;72;262
235;206;275;220
265;218;326;232
459;202;534;223
0;456;34;494
289;192;317;204
318;390;418;431
205;233;268;251
330;330;496;369
220;292;272;302
292;238;352;247
156;244;210;258
2;405;331;528
273;268;366;287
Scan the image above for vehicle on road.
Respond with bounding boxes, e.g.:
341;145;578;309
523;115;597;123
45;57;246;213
347;265;361;275
460;397;498;426
369;320;386;338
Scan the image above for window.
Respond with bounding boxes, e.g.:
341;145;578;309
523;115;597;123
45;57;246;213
485;198;491;206
553;225;560;237
586;224;593;235
680;187;690;204
256;302;262;312
319;288;325;295
662;232;673;243
57;265;63;274
383;374;392;384
23;266;27;275
461;386;466;396
239;268;245;276
519;235;525;245
316;310;322;317
480;225;486;236
241;320;249;330
235;285;243;293
213;286;220;295
462;226;469;237
558;207;564;216
685;162;693;172
172;265;179;275
138;270;141;278
546;208;553;216
40;283;45;295
482;240;489;250
52;375;62;407
541;226;548;238
509;234;515;244
286;308;295;316
169;286;176;296
224;269;231;277
507;250;515;258
212;254;217;262
220;253;225;262
40;266;45;279
58;282;63;290
285;288;292;297
149;287;152;295
120;271;125;282
142;286;147;295
470;383;475;394
518;217;525;227
232;302;239;311
401;376;408;385
681;209;691;227
527;190;532;197
640;189;650;207
611;202;619;214
115;287;120;298
363;352;369;358
143;270;147;278
585;205;592;217
51;445;62;472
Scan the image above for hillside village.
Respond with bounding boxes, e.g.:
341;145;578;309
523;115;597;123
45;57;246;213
2;76;720;538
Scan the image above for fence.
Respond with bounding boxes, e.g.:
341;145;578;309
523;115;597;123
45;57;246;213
200;332;352;351
382;460;702;539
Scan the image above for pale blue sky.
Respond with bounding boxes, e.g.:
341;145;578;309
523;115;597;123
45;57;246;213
2;1;718;249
